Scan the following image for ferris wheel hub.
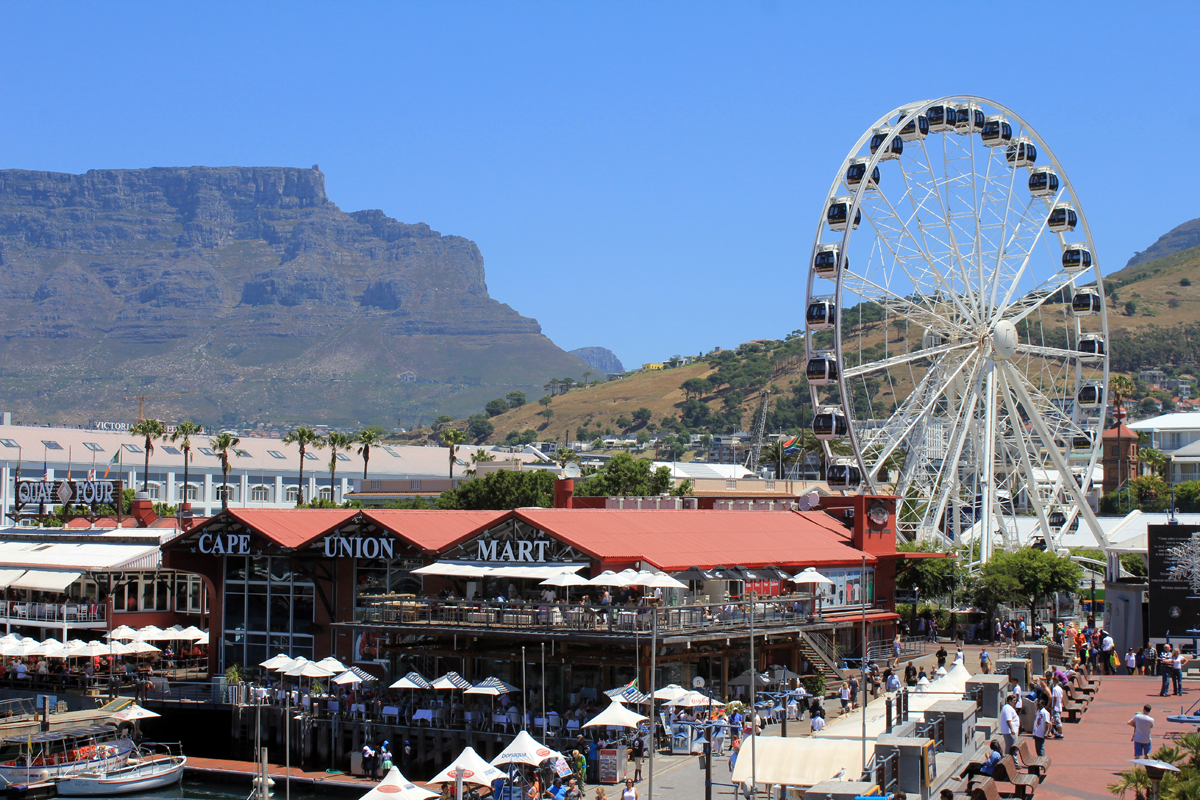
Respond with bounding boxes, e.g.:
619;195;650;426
990;320;1019;361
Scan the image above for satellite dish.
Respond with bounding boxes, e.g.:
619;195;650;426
563;462;581;479
692;676;705;689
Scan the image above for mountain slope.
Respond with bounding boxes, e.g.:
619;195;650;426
1124;217;1200;270
0;166;588;428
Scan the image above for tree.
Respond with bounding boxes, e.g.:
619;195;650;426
543;378;561;396
485;398;509;418
632;407;653;426
468;414;495;441
636;430;651;446
327;432;353;502
437;469;557;510
1182;277;1193;287
574;453;674;497
971;549;1082;624
506;390;527;409
1101;475;1171;513
553;448;579;468
1124;299;1139;316
538;395;553;408
1141;447;1170;479
660;435;687;461
282;426;326;504
433;415;455;431
615;415;632;430
466;448;496;477
581;371;593;388
539;407;555;426
895;542;966;600
758;440;798;477
560;377;576;392
130;418;165;492
355;428;382;482
441;428;467;479
168;420;201;506
681;378;707;400
210;431;241;509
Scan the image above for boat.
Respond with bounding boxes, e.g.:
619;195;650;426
0;726;134;786
54;743;185;796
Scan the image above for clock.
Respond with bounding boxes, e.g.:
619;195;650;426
867;501;889;528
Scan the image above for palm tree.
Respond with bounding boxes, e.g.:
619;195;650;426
441;429;467;480
169;420;201;507
1141;447;1170;479
553;448;579;469
581;371;593;388
130;418;165;492
355;429;382;482
283;427;326;505
326;432;353;503
758;440;797;478
210;432;240;509
466;448;496;477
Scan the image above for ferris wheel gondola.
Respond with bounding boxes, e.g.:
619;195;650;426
803;96;1111;562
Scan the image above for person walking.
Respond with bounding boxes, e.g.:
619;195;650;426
980;648;991;675
1129;705;1155;758
630;735;645;782
1161;646;1175;696
999;694;1020;754
1032;699;1051;757
1101;631;1116;675
1125;648;1137;676
1051;678;1065;740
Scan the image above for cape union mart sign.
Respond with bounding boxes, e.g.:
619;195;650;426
197;533;396;558
17;480;118;507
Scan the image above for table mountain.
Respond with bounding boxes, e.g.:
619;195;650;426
1125;217;1200;270
0;166;588;427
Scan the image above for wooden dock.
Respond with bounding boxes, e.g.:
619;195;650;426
186;756;382;796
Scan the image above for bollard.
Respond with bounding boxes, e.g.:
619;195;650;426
885;697;893;734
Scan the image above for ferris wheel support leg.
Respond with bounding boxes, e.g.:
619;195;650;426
996;368;1055;548
1003;363;1111;550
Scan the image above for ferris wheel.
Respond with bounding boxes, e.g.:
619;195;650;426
803;96;1110;562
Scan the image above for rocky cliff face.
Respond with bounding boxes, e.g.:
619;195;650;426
1125;217;1200;270
0;166;587;426
569;347;625;375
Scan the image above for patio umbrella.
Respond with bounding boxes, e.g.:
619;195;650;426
663;691;725;708
135;625;167;641
317;656;348;673
428;746;505;787
76;640;124;658
124;641;162;655
286;662;335;679
587;570;626;587
105;625;139;640
538;571;591;603
390;671;432;690
491;730;563;767
359;767;437;800
109;703;161;721
768;666;804;685
791;567;834;585
431;671;471;690
583;700;648;729
651;684;688;701
260;653;293;669
640;572;688;590
604;685;650;704
333;666;377;686
179;625;208;641
272;656;304;673
726;669;771;688
38;641;70;658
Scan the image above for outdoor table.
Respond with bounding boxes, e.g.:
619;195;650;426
352;703;366;718
1167;715;1200;724
494;713;510;731
328;700;340;713
566;720;580;731
412;709;434;724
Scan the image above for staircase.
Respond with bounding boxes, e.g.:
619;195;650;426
798;629;844;690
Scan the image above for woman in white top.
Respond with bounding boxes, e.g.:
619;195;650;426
839;682;851;714
621;778;639;800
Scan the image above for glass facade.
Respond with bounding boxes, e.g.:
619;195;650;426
353;558;423;619
223;556;314;668
813;567;875;608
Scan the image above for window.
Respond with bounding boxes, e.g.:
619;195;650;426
123;443;142;453
371;480;381;490
0;439;18;448
161;445;181;455
199;448;217;456
235;449;250;458
286;486;300;502
251;485;270;502
411;480;421;490
268;451;286;460
303;452;319;461
148;484;161;500
382;446;401;457
83;442;104;452
42;440;63;450
183;484;198;501
726;479;737;490
222;556;315;670
336;453;350;462
319;487;332;500
217;485;235;502
765;481;775;490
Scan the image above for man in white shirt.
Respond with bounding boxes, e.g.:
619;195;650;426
1050;681;1064;739
1009;678;1023;710
999;695;1020;753
810;713;826;732
1032;699;1052;756
1101;632;1116;675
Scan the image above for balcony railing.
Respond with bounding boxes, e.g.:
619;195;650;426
0;602;106;625
359;594;855;638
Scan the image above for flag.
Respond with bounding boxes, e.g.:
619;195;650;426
621;678;637;692
102;449;120;479
42;461;49;482
87;467;96;482
782;435;801;454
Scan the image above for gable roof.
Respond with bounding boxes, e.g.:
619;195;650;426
361;509;511;552
173;508;357;550
513;508;868;570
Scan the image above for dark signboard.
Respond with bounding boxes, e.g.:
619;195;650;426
1147;523;1200;642
13;480;124;521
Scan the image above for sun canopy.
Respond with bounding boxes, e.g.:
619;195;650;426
391;671;432;690
538;572;592;587
358;767;438;800
791;567;834;585
465;676;518;696
316;656;348;673
106;625;139;641
663;691;724;708
732;736;864;786
333;667;378;686
726;669;771;688
431;671;471;690
412;561;587;580
11;570;81;593
260;653;293;669
604;684;650;704
286;661;334;678
428;746;505;787
0;569;28;589
651;684;689;701
583;700;648;729
491;730;564;767
109;703;161;721
672;566;738;582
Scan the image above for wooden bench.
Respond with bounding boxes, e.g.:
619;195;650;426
953;776;998;800
1017;740;1050;782
993;755;1039;798
1061;702;1083;723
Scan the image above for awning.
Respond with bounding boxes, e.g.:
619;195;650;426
672;566;738;582
0;569;27;589
732;736;864;786
736;565;793;581
11;570;82;593
412;561;588;580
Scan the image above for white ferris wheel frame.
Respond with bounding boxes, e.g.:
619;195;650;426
804;95;1111;561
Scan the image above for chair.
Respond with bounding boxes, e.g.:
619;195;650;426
382;705;399;724
327;700;340;714
1016;740;1050;782
992;755;1039;798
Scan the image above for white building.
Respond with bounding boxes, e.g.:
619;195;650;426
0;423;539;522
1128;412;1200;484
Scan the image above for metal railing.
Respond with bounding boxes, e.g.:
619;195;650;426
0;602;105;624
360;595;843;638
799;629;840;667
874;747;900;794
915;713;946;752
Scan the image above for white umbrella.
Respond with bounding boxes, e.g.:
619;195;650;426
124;641;162;655
359;767;437;800
317;656;348;673
792;567;834;585
105;625;139;641
333;667;378;686
110;703;161;721
491;730;564;767
583;700;648;729
431;671;471;690
272;656;304;673
588;570;626;587
664;691;724;708
74;641;121;658
428;746;505;787
0;634;21;644
38;641;70;659
651;684;689;701
260;653;293;669
641;572;688;590
179;625;208;642
390;671;432;690
539;573;592;588
286;662;335;679
135;625;167;641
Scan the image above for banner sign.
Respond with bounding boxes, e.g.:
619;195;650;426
1147;523;1200;642
16;480;120;510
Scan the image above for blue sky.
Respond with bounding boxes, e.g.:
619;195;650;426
3;2;1197;369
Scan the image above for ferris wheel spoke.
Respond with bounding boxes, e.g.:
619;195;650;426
1001;270;1090;328
839;271;973;337
993;189;1068;318
1013;343;1078;362
929;366;984;546
843;340;974;379
996;366;1055;542
918;137;979;320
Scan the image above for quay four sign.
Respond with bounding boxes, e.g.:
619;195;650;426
17;480;117;506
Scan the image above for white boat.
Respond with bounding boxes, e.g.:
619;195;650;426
0;726;134;786
54;744;185;797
